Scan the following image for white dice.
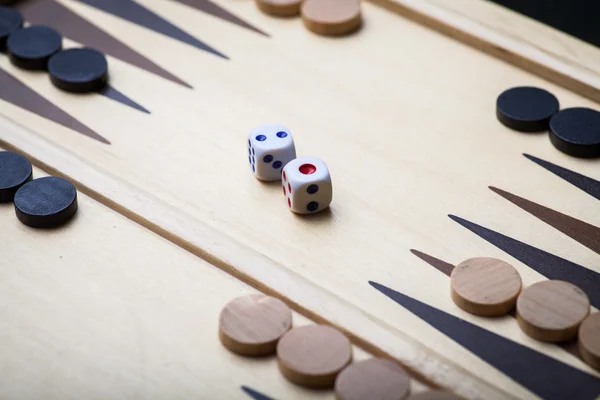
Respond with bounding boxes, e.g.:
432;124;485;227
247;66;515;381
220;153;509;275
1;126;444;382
282;157;332;214
248;124;296;181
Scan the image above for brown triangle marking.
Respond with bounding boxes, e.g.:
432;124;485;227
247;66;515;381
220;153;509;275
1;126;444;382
410;249;454;276
410;248;581;359
17;0;192;88
490;186;600;255
0;68;109;144
172;0;268;37
370;281;599;398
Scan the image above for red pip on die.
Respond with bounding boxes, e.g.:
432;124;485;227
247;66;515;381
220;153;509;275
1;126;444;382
282;157;332;214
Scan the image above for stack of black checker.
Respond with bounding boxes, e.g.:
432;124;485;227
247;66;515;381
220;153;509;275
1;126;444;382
0;151;78;228
496;86;600;158
0;4;108;93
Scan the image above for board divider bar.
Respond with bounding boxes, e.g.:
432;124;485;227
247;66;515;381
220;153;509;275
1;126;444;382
0;114;514;400
367;0;600;104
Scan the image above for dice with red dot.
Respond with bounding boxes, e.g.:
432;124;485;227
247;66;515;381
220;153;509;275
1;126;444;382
282;157;332;214
248;124;296;181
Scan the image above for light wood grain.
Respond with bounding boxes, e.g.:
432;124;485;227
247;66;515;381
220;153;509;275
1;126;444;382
0;153;407;400
408;392;464;400
0;0;599;398
368;0;600;103
0;116;509;399
516;280;590;343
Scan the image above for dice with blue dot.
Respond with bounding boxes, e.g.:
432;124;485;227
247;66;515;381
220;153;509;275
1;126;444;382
247;124;296;181
282;157;332;214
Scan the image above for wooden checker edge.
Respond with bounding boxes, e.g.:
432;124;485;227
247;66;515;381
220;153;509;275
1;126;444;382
219;294;293;356
277;325;353;388
335;358;411;400
579;312;600;371
450;257;522;317
301;0;362;36
516;280;590;343
255;0;302;17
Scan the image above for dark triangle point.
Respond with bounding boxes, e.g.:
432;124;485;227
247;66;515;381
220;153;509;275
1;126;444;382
17;0;192;88
172;0;268;37
241;386;276;400
100;86;150;114
369;281;600;400
449;214;600;308
489;186;600;255
0;68;109;144
76;0;228;59
410;249;455;276
524;153;600;200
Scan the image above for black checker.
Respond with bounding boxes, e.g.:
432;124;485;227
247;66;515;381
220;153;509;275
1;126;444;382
549;107;600;158
496;87;559;132
0;6;22;50
48;47;108;93
14;176;78;228
7;25;62;70
0;151;32;203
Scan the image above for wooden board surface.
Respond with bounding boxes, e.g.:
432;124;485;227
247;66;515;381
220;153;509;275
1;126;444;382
371;0;600;102
0;1;599;399
1;155;428;399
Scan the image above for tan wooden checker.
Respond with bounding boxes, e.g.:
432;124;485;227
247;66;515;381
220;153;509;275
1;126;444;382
579;313;600;371
219;294;293;356
451;257;522;317
256;0;302;17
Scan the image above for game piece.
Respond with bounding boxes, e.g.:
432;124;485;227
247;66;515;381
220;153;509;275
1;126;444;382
496;87;559;132
6;25;62;70
516;280;590;343
335;358;411;400
549;107;600;158
0;6;23;50
255;0;302;17
0;151;32;203
219;294;292;356
281;157;332;214
578;312;600;371
277;324;352;388
14;176;78;228
48;48;109;93
407;391;463;400
247;124;296;182
301;0;362;36
450;257;522;317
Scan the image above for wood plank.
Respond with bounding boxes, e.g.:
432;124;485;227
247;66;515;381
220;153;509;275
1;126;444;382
0;116;512;400
0;0;598;398
369;0;600;103
1;153;417;399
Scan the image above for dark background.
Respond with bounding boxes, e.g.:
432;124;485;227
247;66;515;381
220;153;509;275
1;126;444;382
487;0;600;48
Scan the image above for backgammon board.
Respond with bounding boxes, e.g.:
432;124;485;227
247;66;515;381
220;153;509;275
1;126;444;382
1;1;599;399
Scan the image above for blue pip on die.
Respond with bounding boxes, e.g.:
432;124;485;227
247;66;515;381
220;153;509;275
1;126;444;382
248;124;296;181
